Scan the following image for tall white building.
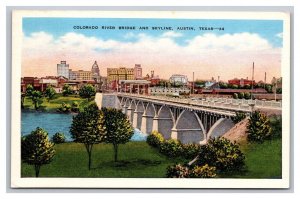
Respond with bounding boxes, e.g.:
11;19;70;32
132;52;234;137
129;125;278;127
57;61;69;79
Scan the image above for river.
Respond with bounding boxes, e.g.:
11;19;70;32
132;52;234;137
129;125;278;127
21;111;147;141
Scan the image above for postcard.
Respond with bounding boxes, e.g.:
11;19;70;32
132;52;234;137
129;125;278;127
11;10;290;188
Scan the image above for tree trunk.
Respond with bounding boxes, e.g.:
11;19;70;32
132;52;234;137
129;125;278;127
21;96;25;109
35;165;40;177
113;143;118;162
88;150;92;170
34;100;38;110
85;144;93;170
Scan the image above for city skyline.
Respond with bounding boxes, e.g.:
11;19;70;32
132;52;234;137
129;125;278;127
22;17;283;82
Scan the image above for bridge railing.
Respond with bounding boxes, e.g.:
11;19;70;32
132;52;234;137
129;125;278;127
117;93;254;112
117;93;282;111
206;97;282;108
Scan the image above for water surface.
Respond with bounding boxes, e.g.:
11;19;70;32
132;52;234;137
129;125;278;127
21;111;147;141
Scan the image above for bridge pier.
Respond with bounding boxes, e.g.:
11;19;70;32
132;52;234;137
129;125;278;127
155;117;174;139
127;107;134;123
132;110;143;130
141;114;154;134
171;128;205;144
122;105;128;115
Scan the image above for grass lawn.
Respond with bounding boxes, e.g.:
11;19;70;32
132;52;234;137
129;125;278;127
223;138;282;178
21;139;282;178
24;94;94;112
21;141;185;178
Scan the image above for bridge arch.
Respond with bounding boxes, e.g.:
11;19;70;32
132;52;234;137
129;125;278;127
171;109;206;144
153;105;175;139
206;118;235;140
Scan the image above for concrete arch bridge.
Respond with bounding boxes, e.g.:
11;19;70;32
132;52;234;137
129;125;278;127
115;93;252;144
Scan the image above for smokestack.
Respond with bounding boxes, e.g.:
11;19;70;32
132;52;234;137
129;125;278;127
264;72;266;87
251;62;254;100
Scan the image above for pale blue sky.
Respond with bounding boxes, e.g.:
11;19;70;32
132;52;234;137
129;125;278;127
23;18;283;47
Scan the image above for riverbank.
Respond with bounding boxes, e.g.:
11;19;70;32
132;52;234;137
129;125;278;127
23;94;94;112
21;139;282;178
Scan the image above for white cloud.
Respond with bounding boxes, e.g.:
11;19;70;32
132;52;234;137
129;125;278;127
23;31;280;79
23;31;276;57
185;32;272;52
161;31;183;38
276;32;283;38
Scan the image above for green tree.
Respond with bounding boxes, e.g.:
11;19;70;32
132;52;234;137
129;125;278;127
30;90;43;110
194;80;206;88
44;85;56;101
276;88;282;94
71;101;80;112
57;102;71;113
21;127;55;177
25;84;34;96
102;107;134;162
79;84;96;100
233;93;238;99
62;84;73;96
70;104;106;170
265;84;273;93
219;82;228;89
238;92;245;99
232;112;246;124
52;132;66;144
246;111;272;143
232;84;239;89
244;92;251;100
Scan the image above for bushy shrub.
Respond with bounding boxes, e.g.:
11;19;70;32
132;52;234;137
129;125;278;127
146;131;164;147
232;112;246;124
276;88;282;94
238;92;245;99
246;111;272;143
52;132;66;144
269;115;282;139
166;163;217;178
182;143;201;160
147;131;202;160
57;102;71;113
159;139;183;158
71;101;79;112
233;93;238;99
189;164;217;178
244;92;251;99
166;164;189;178
244;84;251;89
232;84;239;89
195;137;245;173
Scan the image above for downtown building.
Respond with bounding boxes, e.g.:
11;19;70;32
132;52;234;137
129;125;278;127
107;64;143;83
57;61;69;79
69;69;93;81
228;78;255;87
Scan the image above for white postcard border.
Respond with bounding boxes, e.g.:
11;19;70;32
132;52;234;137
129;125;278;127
11;10;291;189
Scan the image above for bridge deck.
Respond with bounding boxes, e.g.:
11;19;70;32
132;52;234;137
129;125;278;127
117;93;250;117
